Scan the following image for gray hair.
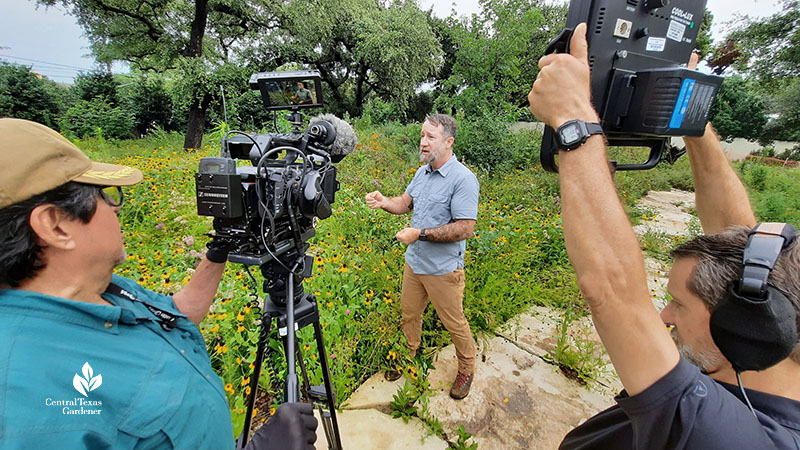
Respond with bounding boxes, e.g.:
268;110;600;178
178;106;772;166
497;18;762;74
424;114;457;139
671;226;800;363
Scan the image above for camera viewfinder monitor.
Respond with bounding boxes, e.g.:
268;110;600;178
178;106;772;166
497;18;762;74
249;70;324;111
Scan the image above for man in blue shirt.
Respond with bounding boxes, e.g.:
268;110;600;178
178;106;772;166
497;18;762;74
365;114;479;399
528;25;800;449
0;119;317;449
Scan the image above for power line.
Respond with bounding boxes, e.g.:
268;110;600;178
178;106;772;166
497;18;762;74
0;54;92;71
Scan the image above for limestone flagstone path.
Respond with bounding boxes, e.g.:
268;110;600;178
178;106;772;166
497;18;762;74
313;190;696;449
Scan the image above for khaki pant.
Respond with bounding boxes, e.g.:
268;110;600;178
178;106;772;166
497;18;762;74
400;263;476;374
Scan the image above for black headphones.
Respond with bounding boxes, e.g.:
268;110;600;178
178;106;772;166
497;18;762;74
709;222;798;372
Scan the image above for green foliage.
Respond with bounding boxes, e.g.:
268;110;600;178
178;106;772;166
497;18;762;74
763;80;800;141
739;160;800;224
725;0;800;88
454;112;542;170
123;77;178;136
777;145;800;161
361;98;404;125
360;90;437;126
223;89;274;132
74;71;120;105
41;0;276;148
452;426;479;450
543;307;610;386
639;230;679;262
437;0;565;116
264;0;442;118
716;1;800;141
0;62;63;128
406;91;437;123
749;165;768;191
59;98;134;139
695;10;714;59
708;75;768;141
390;381;421;423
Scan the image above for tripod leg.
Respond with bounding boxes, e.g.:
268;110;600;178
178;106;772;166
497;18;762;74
237;315;273;449
296;342;337;450
295;342;313;396
313;320;343;450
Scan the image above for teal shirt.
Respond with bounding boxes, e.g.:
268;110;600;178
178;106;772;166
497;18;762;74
0;275;233;450
404;154;480;275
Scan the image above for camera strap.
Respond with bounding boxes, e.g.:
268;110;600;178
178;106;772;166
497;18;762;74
104;282;179;332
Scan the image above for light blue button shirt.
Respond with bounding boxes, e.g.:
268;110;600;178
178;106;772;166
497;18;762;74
0;274;234;450
404;154;479;275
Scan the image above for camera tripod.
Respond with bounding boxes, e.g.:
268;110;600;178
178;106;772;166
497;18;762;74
236;248;343;450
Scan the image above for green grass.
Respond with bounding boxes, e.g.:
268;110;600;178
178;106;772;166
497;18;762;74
74;124;800;435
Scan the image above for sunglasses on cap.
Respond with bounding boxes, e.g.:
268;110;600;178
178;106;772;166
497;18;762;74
99;186;124;207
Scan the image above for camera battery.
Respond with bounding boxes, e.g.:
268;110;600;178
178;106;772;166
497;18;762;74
196;157;244;218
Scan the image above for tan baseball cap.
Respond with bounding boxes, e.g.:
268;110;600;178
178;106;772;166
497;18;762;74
0;118;143;209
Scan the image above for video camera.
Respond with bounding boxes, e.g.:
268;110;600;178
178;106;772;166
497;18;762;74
195;70;357;270
540;0;722;172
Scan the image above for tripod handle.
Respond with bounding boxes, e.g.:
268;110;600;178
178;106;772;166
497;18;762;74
285;265;301;403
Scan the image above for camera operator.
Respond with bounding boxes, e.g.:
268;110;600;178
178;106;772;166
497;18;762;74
0;118;317;450
527;24;800;449
365;114;479;399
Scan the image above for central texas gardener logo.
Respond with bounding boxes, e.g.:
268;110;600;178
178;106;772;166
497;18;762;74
73;362;102;397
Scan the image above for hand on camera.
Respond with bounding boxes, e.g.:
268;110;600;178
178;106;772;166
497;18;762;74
395;227;420;245
528;22;598;129
365;191;385;209
244;402;318;450
205;235;235;264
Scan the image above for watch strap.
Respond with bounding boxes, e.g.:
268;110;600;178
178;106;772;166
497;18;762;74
585;122;603;137
557;119;604;151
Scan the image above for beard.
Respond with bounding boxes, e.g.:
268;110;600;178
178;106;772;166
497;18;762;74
420;146;446;164
114;247;128;267
670;328;726;373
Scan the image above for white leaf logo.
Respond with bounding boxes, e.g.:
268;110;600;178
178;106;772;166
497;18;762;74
73;362;102;397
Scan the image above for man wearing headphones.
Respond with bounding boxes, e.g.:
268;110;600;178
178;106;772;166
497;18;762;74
528;24;800;449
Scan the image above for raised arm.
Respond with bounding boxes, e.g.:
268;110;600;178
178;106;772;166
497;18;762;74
365;190;413;215
684;124;757;234
528;23;679;395
680;53;756;234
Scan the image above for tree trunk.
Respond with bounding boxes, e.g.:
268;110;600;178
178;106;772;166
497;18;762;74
182;0;209;150
186;0;208;57
184;93;211;150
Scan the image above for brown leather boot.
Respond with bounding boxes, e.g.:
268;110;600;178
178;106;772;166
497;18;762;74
449;371;474;399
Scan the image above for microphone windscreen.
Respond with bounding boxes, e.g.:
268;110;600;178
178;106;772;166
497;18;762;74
310;114;358;158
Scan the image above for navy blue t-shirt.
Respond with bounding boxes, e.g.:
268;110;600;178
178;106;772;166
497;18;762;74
560;358;800;449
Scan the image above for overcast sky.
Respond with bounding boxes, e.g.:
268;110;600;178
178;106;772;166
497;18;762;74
0;0;786;82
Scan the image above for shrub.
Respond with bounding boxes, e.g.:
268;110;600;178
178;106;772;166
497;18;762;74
455;110;516;170
749;165;768;191
74;71;120;105
123;78;178;136
59;98;134;139
777;145;800;162
0;63;63;128
361;98;403;125
223;89;274;132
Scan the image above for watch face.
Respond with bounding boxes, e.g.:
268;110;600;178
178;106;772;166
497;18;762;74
559;124;581;145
